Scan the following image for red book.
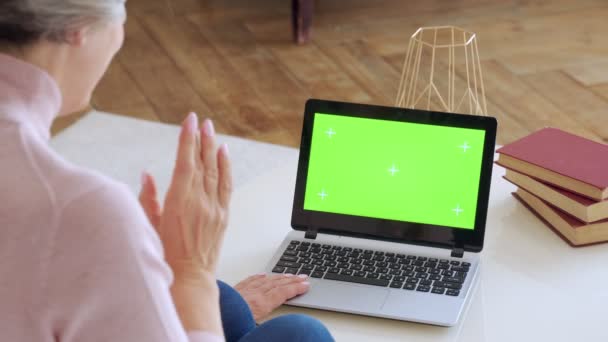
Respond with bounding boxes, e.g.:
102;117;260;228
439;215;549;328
513;188;608;247
503;169;608;223
496;128;608;201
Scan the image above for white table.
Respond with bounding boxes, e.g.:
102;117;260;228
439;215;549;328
52;112;608;341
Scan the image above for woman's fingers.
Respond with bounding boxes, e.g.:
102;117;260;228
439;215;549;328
235;273;306;293
171;113;198;193
234;274;268;291
139;172;162;230
200;119;218;195
217;144;232;208
234;274;310;322
240;274;292;291
258;274;300;290
257;274;308;293
159;113;231;276
267;280;310;304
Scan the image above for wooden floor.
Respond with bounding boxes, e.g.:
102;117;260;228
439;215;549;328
57;0;608;146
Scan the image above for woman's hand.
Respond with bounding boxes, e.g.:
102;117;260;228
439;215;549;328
139;113;231;334
234;274;311;322
139;112;232;281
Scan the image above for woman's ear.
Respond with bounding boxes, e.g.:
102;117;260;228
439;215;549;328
64;27;89;47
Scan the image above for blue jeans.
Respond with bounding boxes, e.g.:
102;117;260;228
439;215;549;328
217;281;334;342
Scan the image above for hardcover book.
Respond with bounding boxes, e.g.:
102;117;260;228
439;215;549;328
504;169;608;223
514;188;608;247
497;128;608;201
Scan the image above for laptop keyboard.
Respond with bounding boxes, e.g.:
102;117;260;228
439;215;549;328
271;240;470;297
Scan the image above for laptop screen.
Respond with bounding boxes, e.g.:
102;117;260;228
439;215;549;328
303;113;485;230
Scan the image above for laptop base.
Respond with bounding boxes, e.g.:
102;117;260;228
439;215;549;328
266;231;480;327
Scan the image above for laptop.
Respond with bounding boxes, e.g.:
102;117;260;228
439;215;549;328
264;99;497;326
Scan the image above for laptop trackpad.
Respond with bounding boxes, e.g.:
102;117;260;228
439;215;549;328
290;280;389;312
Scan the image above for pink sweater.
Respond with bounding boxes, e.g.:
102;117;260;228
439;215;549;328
0;54;222;341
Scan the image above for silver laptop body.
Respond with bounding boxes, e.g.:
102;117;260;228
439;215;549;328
265;99;496;327
265;231;480;326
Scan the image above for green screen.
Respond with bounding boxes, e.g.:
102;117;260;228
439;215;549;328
303;113;486;230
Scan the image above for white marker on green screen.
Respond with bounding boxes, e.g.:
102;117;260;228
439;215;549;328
452;204;463;216
459;142;471;152
388;164;399;176
318;189;328;200
325;128;336;138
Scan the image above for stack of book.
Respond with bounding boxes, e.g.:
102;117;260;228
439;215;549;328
496;128;608;246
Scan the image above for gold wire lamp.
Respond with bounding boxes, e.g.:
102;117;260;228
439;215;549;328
396;26;488;116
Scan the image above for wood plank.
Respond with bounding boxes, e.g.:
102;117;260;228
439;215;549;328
138;12;284;140
189;14;310;144
564;62;608;86
245;21;374;104
479;60;601;143
523;71;608;141
92;60;158;122
315;39;401;106
466;6;608;60
268;43;373;103
246;0;607;44
247;0;493;43
359;5;608;65
498;46;608;76
116;14;217;128
591;83;608;106
126;0;208;16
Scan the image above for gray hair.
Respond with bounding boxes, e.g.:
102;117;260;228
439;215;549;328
0;0;126;45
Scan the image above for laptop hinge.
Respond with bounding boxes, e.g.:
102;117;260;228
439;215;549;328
451;247;464;258
304;227;318;240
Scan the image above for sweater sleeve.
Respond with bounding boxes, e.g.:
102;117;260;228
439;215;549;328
45;180;224;342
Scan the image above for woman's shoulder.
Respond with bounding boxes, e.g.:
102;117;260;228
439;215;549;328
20;134;125;207
58;164;132;210
53;163;163;260
33;142;153;233
56;165;151;234
30;138;136;211
23;137;161;252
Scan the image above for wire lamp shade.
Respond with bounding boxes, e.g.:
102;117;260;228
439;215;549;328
396;26;488;116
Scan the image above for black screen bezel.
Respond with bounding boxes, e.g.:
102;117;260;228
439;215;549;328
291;99;497;253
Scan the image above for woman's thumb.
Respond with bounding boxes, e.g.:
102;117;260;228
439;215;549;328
139;171;162;230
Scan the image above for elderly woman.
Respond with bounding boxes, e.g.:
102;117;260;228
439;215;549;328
0;1;334;341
